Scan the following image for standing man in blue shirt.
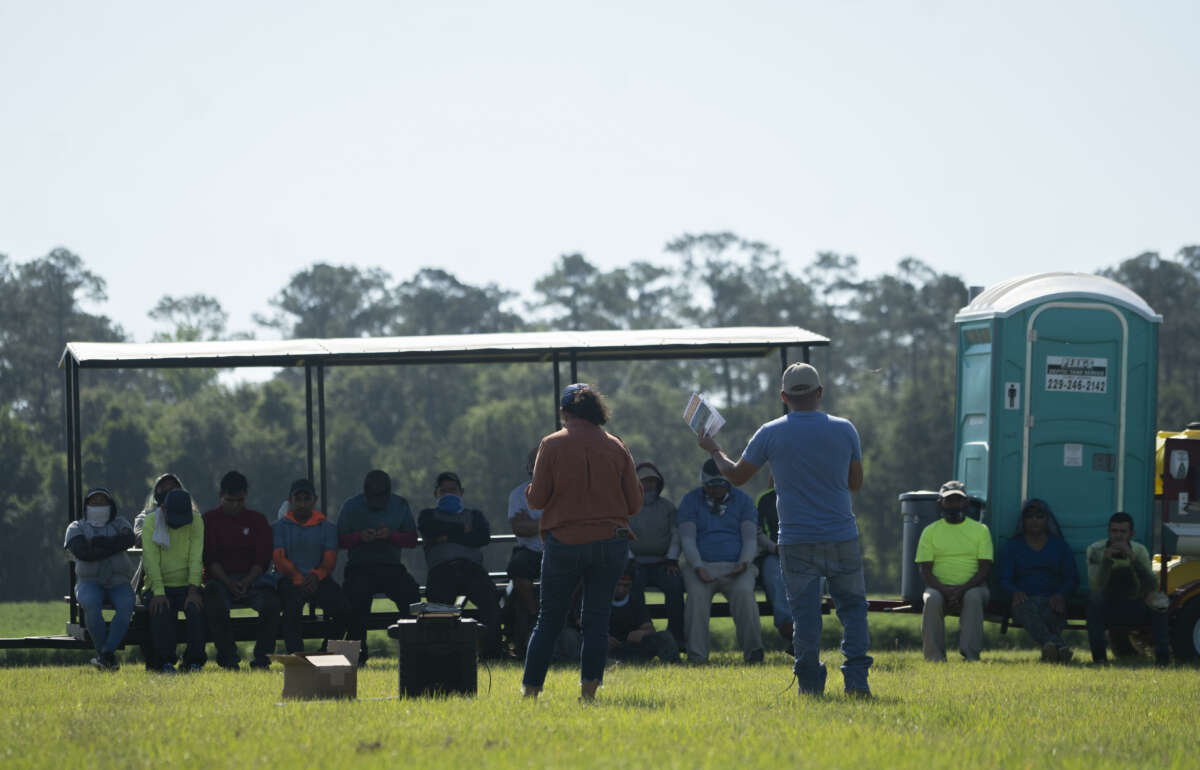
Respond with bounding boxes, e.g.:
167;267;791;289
699;362;871;697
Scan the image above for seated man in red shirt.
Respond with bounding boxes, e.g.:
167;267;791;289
202;471;280;670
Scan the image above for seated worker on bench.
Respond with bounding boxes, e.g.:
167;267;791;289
202;470;279;670
505;449;544;657
609;563;680;663
997;498;1077;663
143;488;207;673
418;471;504;659
338;469;420;666
65;487;136;671
677;459;763;665
273;478;350;654
628;461;685;650
1086;511;1170;666
915;480;992;662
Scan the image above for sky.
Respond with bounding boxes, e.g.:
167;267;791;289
2;1;1197;343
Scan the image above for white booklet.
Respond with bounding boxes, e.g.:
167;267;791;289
683;392;725;437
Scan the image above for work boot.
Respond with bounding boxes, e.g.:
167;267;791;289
579;680;600;702
1040;642;1059;663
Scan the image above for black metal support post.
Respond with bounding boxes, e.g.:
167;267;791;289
71;361;83;519
569;351;578;384
64;359;78;624
802;344;811;364
552;352;562;430
317;365;328;506
780;346;789;416
304;365;315;483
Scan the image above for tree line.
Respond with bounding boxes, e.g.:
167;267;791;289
2;238;1197;601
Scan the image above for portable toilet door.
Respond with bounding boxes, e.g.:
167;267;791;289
954;273;1161;576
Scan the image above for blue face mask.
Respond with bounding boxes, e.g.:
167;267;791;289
436;494;464;514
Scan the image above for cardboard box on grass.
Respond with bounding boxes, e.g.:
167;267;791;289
269;640;360;700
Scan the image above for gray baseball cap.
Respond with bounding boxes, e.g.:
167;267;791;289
782;363;821;396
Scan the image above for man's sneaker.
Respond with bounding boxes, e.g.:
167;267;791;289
185;663;204;673
218;662;240;672
1155;652;1171;668
249;659;271;671
101;652;120;671
158;663;177;675
1057;647;1073;664
89;656;106;671
1041;642;1060;663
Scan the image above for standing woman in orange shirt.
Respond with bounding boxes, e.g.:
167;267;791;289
521;383;643;701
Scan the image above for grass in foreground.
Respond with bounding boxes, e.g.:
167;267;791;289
2;648;1198;769
4;600;1192;769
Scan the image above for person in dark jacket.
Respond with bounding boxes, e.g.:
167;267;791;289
64;487;136;670
997;498;1079;663
418;471;503;658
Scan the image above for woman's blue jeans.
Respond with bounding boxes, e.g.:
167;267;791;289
522;535;628;688
76;581;135;655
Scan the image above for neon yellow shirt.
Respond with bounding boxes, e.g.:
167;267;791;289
141;513;204;594
915;518;993;586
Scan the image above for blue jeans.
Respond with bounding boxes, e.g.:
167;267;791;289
76;581;135;655
779;538;872;694
759;553;791;629
522;535;628;689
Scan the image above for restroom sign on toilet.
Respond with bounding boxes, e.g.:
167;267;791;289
1045;356;1108;394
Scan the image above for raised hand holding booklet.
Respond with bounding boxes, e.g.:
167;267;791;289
683;392;725;436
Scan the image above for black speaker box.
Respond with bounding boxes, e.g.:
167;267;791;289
388;617;478;697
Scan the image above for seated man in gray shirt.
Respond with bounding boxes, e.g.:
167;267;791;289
628;461;684;648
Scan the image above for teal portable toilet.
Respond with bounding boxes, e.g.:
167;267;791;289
952;273;1161;589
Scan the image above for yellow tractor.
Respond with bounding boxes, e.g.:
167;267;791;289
1155;427;1200;660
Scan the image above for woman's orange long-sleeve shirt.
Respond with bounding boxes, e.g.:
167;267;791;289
526;420;643;545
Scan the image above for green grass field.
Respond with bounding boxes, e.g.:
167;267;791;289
3;601;1198;769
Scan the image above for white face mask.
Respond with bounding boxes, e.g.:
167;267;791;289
85;505;110;525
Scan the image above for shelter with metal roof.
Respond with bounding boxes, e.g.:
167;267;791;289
39;326;828;646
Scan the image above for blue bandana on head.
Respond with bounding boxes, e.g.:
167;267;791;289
560;383;589;408
436;494;464;514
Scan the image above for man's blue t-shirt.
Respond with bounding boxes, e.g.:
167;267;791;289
675;487;757;563
741;411;862;545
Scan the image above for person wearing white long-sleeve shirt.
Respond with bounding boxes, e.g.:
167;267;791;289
676;459;763;664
